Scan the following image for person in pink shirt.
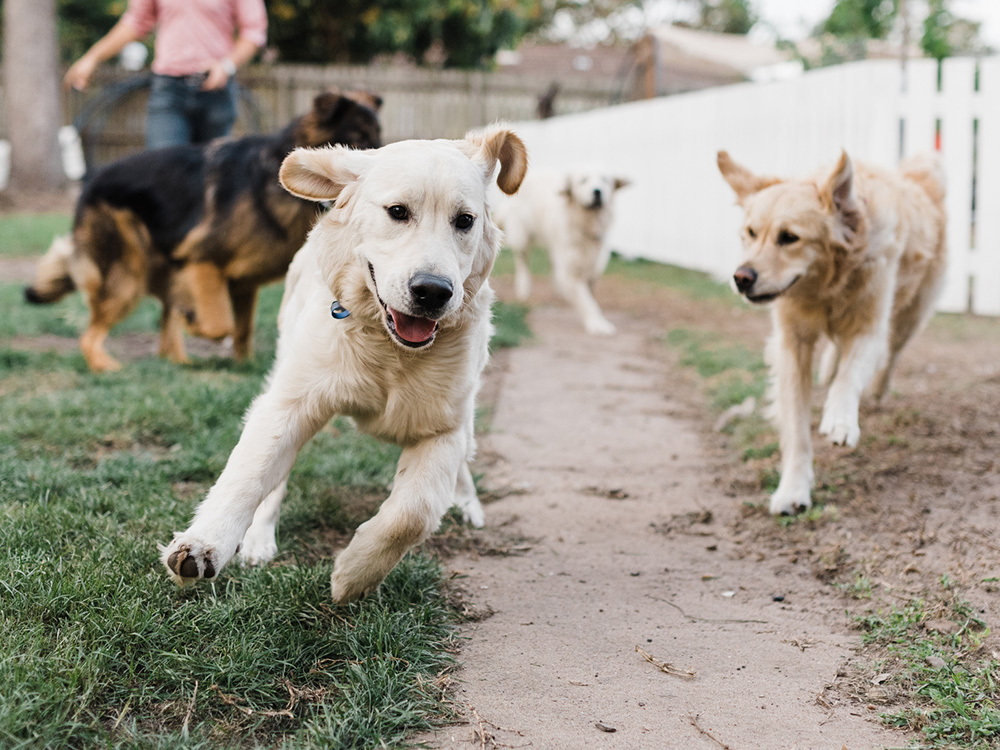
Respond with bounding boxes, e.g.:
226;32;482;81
65;0;267;149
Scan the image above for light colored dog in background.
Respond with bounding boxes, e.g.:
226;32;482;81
494;169;630;335
161;125;528;603
718;149;947;515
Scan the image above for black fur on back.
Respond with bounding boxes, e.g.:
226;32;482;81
76;91;382;263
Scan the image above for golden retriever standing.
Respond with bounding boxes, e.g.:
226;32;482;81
717;150;947;515
161;125;528;603
494;169;629;335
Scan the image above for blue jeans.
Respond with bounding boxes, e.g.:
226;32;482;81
146;74;238;149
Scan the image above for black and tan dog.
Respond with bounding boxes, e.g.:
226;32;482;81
25;90;382;372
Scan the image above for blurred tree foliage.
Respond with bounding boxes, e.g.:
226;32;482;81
680;0;757;35
921;0;987;60
812;0;987;63
819;0;896;41
266;0;547;67
55;0;126;62
44;0;580;69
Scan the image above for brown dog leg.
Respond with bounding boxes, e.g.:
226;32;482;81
80;268;142;373
158;306;191;364
229;285;259;361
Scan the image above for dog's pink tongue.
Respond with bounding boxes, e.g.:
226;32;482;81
390;308;437;343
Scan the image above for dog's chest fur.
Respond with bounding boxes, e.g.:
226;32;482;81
284;266;490;447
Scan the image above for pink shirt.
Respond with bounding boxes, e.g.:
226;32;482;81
123;0;267;76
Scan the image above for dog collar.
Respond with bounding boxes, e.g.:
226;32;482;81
330;301;351;319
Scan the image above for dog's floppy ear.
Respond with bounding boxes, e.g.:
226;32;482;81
462;124;528;195
613;176;631;191
279;146;371;202
717;151;780;204
821;151;864;247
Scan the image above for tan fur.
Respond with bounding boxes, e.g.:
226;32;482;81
29;204;185;373
718;149;947;515
161;125;529;603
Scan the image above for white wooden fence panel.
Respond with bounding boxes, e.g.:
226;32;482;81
937;58;977;311
973;58;1000;316
512;57;1000;315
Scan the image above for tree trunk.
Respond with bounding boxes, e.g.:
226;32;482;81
3;0;65;192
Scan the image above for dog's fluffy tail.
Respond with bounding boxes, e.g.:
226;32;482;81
24;234;76;304
900;153;946;209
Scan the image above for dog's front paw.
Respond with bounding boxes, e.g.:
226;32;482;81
330;570;378;604
161;535;223;585
819;409;860;447
238;533;278;567
584;317;616;336
769;479;812;516
457;496;485;528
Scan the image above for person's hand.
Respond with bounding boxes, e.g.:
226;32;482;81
64;55;98;91
201;60;234;91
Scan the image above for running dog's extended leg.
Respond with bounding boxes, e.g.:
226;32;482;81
162;382;328;584
819;331;886;446
767;315;817;515
330;430;466;603
238;477;289;566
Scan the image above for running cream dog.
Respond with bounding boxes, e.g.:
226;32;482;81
495;169;629;335
718;150;947;515
161;125;528;602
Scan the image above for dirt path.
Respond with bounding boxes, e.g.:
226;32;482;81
419;305;909;749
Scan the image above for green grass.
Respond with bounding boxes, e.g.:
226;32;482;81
606;255;736;302
490;300;531;349
0;210;533;749
493;247;735;304
856;594;1000;748
0;212;71;257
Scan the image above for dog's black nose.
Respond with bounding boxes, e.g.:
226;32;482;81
592;188;603;207
409;273;453;314
733;266;758;293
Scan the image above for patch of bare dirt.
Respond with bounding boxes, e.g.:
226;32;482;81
417;274;1000;749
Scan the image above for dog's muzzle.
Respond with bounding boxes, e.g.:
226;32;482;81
733;265;757;294
369;263;447;349
408;273;454;317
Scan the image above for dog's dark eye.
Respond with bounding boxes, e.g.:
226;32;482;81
746;227;757;239
454;213;475;231
776;229;799;245
386;204;409;221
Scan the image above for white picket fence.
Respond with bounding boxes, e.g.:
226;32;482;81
513;57;1000;316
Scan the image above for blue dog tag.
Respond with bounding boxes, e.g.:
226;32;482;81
330;301;351;319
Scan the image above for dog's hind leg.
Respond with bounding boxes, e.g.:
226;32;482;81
817;339;840;387
238;476;289;566
75;205;149;372
869;263;946;402
330;430;465;603
158;307;191;364
80;264;144;373
454;462;485;528
565;278;615;336
511;244;533;302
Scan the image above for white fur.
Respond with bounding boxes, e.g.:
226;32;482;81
494;169;629;336
161;126;528;603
